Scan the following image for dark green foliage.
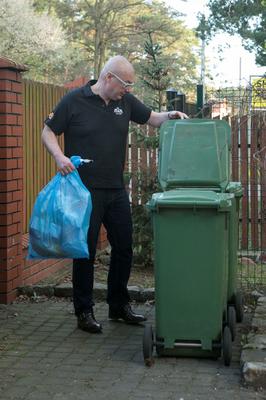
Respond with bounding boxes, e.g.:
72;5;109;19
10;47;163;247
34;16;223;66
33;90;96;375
131;170;160;267
200;0;266;66
129;37;165;265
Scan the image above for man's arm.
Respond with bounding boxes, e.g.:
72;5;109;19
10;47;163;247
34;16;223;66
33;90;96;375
41;124;75;175
147;110;188;128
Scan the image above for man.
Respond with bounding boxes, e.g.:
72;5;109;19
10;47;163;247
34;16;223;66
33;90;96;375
42;55;188;333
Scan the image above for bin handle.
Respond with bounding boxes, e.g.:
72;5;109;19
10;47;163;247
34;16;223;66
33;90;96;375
155;202;224;209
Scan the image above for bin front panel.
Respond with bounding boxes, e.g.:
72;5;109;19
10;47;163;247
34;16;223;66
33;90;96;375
153;207;229;347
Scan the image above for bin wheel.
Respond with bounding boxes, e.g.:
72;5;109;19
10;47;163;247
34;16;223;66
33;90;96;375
228;306;236;341
222;326;232;367
235;291;244;323
143;324;154;366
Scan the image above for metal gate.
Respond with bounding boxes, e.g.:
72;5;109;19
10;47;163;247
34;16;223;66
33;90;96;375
206;83;266;289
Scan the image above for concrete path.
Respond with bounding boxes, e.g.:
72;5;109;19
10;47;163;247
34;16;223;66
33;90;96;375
0;299;264;400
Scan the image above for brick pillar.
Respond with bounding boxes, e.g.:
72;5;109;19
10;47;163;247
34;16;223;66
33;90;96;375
0;57;27;304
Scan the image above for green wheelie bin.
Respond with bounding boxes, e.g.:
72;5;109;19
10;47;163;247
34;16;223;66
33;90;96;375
144;190;234;366
142;119;241;366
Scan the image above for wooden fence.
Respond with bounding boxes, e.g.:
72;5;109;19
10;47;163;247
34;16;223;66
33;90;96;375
231;113;266;253
23;80;67;233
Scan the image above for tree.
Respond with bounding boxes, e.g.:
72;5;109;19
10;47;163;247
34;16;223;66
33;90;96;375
1;0;200;88
130;27;198;267
201;0;266;66
33;0;197;79
33;0;146;77
129;34;164;266
0;0;89;84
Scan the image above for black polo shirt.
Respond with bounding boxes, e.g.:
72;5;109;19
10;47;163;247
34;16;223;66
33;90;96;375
44;80;151;189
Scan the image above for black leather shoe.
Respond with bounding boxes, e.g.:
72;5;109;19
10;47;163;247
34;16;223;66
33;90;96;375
77;310;102;333
109;304;147;324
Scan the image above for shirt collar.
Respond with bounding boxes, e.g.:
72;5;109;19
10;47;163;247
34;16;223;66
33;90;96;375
83;79;97;97
82;79;123;105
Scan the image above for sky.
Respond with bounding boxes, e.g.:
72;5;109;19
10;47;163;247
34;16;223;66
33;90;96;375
163;0;265;88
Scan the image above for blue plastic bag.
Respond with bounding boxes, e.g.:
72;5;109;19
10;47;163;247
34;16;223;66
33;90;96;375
28;156;92;259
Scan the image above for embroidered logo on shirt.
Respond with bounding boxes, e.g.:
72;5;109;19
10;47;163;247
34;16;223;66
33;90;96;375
48;112;54;119
114;107;123;116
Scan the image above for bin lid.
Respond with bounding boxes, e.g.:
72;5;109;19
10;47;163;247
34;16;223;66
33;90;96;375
147;189;233;211
226;181;243;197
158;119;231;191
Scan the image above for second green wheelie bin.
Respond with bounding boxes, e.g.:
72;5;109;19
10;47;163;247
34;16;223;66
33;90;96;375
226;182;243;322
144;189;234;365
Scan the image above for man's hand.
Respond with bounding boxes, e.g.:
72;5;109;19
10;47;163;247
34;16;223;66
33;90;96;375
168;110;189;120
148;110;189;128
41;125;76;176
55;154;75;176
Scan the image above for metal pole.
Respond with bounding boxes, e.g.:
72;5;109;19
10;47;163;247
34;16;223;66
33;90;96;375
197;84;204;118
200;38;206;89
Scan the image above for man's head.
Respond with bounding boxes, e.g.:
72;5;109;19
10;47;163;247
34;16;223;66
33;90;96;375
99;55;135;101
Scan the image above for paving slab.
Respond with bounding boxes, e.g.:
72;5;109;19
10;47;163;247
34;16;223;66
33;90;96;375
240;296;266;389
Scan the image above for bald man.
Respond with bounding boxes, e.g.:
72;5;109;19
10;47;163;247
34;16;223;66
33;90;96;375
42;55;188;333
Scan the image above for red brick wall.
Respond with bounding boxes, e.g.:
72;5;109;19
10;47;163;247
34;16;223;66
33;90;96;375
21;234;71;286
0;58;26;303
0;63;108;304
0;58;70;304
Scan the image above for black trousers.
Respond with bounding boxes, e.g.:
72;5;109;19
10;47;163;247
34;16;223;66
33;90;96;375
72;188;133;316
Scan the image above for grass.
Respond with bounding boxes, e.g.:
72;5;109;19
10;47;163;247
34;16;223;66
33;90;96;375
237;262;266;289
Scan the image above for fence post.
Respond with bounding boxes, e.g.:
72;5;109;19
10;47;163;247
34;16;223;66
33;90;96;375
0;57;27;304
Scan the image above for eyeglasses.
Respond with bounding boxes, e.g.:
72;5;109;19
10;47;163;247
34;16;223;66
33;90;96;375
108;71;134;89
